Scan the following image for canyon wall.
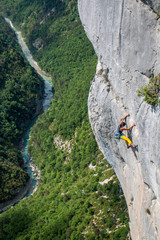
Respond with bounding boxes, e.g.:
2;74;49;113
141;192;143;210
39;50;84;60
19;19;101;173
78;0;160;239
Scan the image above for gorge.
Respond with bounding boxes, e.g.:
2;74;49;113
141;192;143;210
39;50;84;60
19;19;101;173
78;0;160;239
7;18;53;195
1;0;160;239
0;18;53;212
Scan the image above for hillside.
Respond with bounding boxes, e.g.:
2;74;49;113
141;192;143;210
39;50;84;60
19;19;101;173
0;1;130;239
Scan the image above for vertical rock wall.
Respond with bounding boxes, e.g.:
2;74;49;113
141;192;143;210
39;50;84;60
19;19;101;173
78;0;160;239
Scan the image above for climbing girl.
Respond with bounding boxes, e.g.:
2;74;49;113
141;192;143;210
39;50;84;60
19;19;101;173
115;114;135;148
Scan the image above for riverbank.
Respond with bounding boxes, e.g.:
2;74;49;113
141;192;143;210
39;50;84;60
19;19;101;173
0;179;32;213
0;161;40;213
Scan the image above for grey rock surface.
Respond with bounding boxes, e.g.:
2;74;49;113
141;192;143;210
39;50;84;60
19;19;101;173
78;0;160;239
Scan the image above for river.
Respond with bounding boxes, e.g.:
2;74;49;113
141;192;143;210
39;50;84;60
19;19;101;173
5;18;53;197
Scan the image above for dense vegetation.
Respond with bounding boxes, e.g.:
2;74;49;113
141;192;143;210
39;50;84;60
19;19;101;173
0;0;130;239
0;16;44;202
137;74;160;106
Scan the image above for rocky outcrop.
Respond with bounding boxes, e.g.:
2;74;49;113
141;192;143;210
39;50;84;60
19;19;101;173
33;38;44;51
78;0;160;239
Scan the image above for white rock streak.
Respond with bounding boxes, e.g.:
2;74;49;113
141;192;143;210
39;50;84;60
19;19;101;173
99;175;115;185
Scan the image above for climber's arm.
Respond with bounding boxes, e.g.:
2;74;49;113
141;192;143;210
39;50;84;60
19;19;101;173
120;124;135;131
119;114;130;125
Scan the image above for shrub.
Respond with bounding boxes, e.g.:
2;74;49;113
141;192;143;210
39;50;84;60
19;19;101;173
137;74;160;106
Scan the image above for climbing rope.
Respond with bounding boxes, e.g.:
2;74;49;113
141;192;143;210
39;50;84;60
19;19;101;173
131;147;160;240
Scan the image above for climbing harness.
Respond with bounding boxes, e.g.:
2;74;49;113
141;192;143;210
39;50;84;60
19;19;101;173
115;125;122;140
115;133;121;140
131;147;160;240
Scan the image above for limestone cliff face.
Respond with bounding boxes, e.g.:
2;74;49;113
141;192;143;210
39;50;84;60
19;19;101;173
78;0;160;239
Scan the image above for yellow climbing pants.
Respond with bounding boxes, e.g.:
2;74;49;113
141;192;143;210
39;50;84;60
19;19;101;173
121;135;132;145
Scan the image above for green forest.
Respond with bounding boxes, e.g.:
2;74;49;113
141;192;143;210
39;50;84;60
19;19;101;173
0;0;130;239
0;16;44;203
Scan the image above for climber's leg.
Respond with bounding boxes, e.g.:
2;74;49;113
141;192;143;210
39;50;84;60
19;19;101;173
121;135;134;148
121;135;132;144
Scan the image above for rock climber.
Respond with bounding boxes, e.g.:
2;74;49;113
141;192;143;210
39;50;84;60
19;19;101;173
115;114;135;148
